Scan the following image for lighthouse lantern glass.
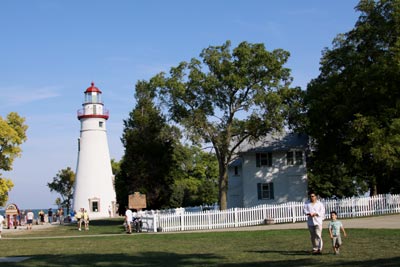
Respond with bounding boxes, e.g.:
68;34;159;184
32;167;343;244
85;92;102;104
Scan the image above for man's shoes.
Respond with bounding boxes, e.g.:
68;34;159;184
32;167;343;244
312;250;322;255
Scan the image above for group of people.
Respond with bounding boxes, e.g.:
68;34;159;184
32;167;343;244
304;192;347;255
124;206;143;234
37;208;65;225
0;195;346;252
73;208;89;231
0;207;89;237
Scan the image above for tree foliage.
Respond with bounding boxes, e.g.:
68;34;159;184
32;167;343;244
47;167;75;214
169;145;219;207
305;0;400;196
146;41;302;209
115;81;180;211
0;112;28;206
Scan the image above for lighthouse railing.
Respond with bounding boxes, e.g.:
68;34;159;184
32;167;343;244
77;108;109;117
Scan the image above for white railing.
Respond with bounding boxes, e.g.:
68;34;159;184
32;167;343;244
139;194;400;232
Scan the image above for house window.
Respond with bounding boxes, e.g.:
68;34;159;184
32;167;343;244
99;121;104;128
234;166;239;176
257;183;274;200
256;152;272;167
286;152;294;165
295;151;303;165
286;151;303;165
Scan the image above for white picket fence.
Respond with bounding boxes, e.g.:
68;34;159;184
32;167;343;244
139;194;400;232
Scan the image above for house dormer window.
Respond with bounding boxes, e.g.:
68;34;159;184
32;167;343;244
286;151;303;165
256;152;272;167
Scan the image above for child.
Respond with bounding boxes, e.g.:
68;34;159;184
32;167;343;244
83;209;89;230
328;211;347;254
0;213;4;238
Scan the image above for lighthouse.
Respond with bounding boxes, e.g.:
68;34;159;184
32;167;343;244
72;82;116;219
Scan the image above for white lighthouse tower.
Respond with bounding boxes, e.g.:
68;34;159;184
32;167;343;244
72;82;116;219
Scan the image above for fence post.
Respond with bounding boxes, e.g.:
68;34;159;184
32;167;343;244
262;204;266;222
180;212;184;231
208;211;212;230
153;215;158;232
292;203;296;223
234;208;238;228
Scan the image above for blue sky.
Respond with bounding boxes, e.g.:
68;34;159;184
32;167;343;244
0;0;360;209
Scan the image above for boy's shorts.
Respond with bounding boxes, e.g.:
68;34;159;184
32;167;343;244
332;235;342;247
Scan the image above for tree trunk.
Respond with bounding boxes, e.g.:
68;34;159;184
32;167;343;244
369;176;378;196
370;184;378;196
218;162;228;210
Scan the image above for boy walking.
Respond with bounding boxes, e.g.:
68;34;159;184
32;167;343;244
328;211;347;254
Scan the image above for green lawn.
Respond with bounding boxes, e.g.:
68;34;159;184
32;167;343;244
0;219;399;267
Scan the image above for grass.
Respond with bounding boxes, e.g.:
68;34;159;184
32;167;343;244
0;219;399;267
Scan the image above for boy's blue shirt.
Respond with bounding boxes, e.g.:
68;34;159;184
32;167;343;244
328;220;343;236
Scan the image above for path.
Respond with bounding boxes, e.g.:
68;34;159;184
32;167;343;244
206;213;400;233
2;213;399;236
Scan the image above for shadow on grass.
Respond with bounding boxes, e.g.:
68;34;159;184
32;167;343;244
88;219;124;226
220;256;400;267
64;218;126;234
6;252;221;267
248;249;311;256
6;252;400;267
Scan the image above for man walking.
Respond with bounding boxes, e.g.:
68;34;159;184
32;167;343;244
125;206;133;234
26;210;34;230
304;192;325;254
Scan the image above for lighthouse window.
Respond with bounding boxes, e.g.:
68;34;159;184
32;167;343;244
92;201;98;212
99;121;104;128
89;198;100;212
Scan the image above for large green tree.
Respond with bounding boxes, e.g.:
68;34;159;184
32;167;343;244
147;41;302;209
47;167;75;214
305;0;400;197
115;81;180;211
169;145;219;207
0;112;28;206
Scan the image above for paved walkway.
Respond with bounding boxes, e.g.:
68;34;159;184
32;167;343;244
215;213;400;232
165;213;400;234
2;222;61;233
2;213;399;235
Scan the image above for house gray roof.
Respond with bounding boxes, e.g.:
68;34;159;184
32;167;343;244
236;132;309;154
